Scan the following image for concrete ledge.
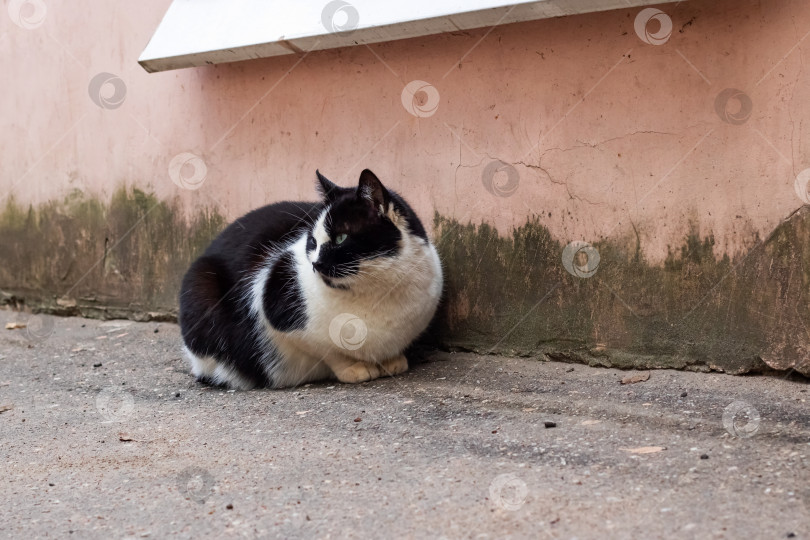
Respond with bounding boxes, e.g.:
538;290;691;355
139;0;679;72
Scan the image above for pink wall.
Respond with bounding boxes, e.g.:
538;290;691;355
2;0;810;375
3;0;808;263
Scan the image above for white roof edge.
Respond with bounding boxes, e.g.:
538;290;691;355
139;0;679;73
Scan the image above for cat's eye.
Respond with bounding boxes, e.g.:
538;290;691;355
306;235;316;251
335;233;348;245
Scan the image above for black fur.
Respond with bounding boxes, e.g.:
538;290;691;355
263;251;307;331
314;196;401;278
317;169;427;241
179;200;322;387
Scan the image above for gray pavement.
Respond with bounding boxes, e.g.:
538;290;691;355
0;310;808;539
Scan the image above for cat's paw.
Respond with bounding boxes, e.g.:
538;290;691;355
379;354;408;377
335;361;381;384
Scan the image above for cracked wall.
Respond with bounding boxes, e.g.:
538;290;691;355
1;0;809;374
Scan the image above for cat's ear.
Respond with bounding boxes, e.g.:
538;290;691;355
316;170;342;202
357;169;390;215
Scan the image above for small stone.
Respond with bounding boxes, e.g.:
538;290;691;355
93;363;102;368
680;391;688;398
48;483;54;487
544;421;557;428
353;417;362;422
700;454;709;460
226;503;233;510
787;533;796;538
175;392;181;398
565;367;575;373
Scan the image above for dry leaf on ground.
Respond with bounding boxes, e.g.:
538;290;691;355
625;446;665;454
621;372;651;385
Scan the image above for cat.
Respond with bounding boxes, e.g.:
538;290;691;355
178;169;443;389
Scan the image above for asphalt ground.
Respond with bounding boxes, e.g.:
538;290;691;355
1;310;808;539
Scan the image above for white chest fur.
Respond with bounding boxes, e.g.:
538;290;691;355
298;230;441;361
251;225;443;385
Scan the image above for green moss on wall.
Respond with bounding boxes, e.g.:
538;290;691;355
434;209;810;376
1;188;807;375
0;189;225;320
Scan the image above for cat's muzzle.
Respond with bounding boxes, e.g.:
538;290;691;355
313;262;352;289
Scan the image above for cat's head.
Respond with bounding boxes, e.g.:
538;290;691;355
306;169;424;289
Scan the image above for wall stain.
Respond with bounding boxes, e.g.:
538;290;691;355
1;190;807;376
433;208;810;376
0;188;224;321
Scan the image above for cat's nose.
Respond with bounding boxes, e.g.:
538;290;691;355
312;261;325;273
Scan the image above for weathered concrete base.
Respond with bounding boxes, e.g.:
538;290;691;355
1;190;808;376
0;188;224;322
434;207;810;377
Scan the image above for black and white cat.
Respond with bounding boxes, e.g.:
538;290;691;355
178;169;443;389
